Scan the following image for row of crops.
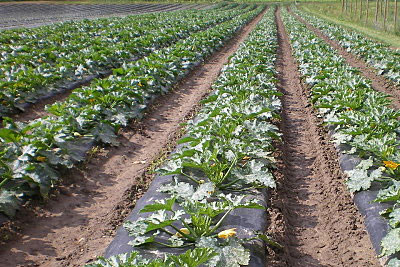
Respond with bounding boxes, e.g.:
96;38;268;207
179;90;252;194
0;4;249;117
88;6;400;267
292;6;400;86
97;6;400;267
282;8;400;266
0;5;262;218
88;7;280;267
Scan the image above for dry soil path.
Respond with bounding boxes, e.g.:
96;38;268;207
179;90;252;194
265;7;379;267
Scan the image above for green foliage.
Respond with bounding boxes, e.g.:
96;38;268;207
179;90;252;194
381;228;400;256
91;8;280;267
345;159;383;192
0;4;261;218
293;6;400;85
86;248;217;267
387;257;400;267
0;190;20;217
0;4;249;116
281;8;400;262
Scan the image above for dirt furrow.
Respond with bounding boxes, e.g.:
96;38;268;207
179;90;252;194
0;9;267;267
265;8;379;267
289;8;400;110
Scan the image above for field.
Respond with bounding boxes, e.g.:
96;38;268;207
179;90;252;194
0;1;400;267
0;2;211;29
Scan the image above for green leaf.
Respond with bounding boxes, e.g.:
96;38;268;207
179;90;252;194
345;168;381;193
38;150;71;167
381;228;400;256
387;258;400;267
30;163;59;197
91;122;119;146
140;197;176;213
200;95;218;104
62;137;94;163
112;68;126;76
191;182;215;201
388;208;400;228
0;128;20;143
146;220;174;232
157;160;182;175
233;160;276;188
128;235;155;247
0;190;20;217
177;137;198;145
158;179;195;200
196;237;250;267
258;234;283;249
178;149;197;158
85;251;142;267
86;248;217;267
169;248;217;267
375;181;400;203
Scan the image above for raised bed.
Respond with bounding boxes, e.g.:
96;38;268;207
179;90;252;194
89;7;280;267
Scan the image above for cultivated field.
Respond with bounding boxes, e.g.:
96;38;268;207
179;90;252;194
0;2;399;267
0;2;211;29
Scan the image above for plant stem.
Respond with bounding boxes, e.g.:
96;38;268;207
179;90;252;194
207;209;233;235
181;171;201;184
154;241;194;248
219;178;242;190
0;177;11;189
169;224;196;242
181;220;196;238
221;157;238;182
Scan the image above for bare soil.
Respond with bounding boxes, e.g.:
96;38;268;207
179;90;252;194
265;8;379;266
0;9;267;267
289;8;400;110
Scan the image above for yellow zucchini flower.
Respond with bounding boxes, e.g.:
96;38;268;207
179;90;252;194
218;228;237;239
383;161;400;169
174;228;190;238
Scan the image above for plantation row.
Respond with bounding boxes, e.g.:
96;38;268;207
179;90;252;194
282;8;400;265
0;3;203;30
89;7;400;267
0;5;262;220
0;3;248;117
88;7;280;267
292;7;400;86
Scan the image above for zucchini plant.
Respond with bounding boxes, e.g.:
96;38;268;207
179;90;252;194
282;9;400;265
0;5;263;220
0;4;253;117
88;8;281;267
292;6;400;86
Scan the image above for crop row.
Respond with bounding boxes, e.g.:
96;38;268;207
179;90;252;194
282;9;400;265
87;7;280;267
292;6;400;86
0;4;248;117
0;5;263;221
